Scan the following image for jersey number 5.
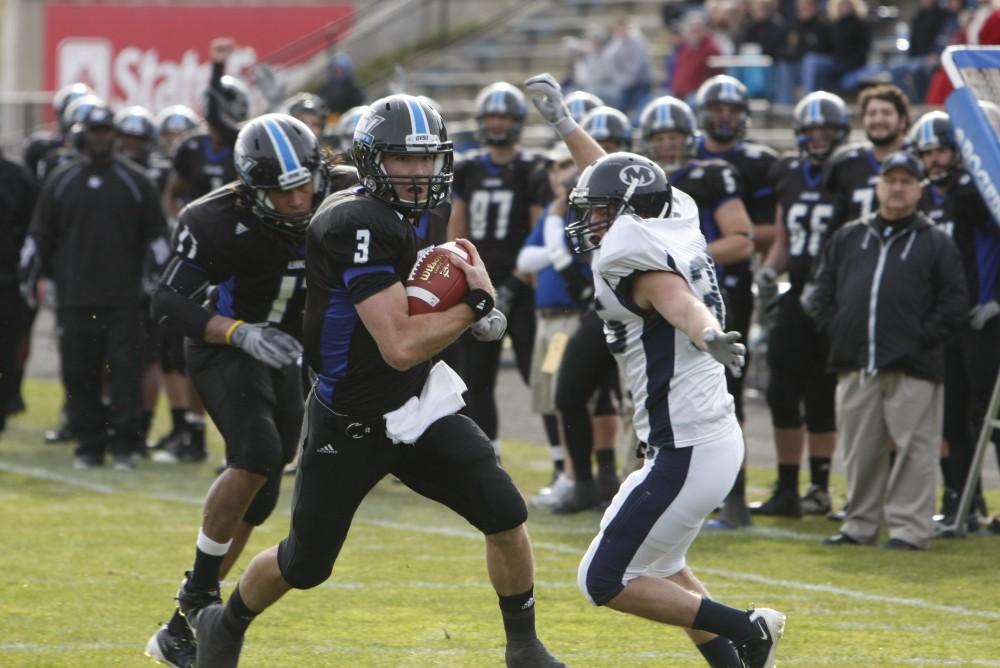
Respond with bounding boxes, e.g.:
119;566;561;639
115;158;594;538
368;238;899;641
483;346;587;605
354;229;371;263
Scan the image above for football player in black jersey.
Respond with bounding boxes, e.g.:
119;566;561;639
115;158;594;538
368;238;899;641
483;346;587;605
580;105;631;152
693;76;777;527
156;105;201;157
146;113;358;668
192;95;564;668
824;84;910;227
281;92;329;138
22;82;92;184
910;110;1000;533
751;92;850;520
447;81;552;457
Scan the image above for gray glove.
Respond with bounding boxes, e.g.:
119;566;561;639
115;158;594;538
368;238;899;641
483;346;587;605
229;322;303;369
755;266;780;326
702;328;746;378
524;73;578;138
970;300;1000;330
471;308;507;342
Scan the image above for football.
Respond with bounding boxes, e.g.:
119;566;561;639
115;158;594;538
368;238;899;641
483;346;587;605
405;241;470;315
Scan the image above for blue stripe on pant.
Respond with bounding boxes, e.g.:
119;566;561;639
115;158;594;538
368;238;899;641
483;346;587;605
579;446;693;606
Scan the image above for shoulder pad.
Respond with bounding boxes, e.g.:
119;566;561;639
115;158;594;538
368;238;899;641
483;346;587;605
743;142;779;160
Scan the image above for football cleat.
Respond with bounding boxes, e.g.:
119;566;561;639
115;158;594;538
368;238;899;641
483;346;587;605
176;575;222;627
705;498;753;530
800;484;831;515
505;637;567;668
735;608;786;668
145;624;196;668
193;604;244;668
749;486;803;518
550;479;601;515
530;473;574;510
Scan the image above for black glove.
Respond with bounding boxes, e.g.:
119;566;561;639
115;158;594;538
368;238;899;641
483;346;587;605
229;322;303;369
559;265;594;303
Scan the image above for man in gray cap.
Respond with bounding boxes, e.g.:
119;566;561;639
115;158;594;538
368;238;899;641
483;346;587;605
802;151;968;550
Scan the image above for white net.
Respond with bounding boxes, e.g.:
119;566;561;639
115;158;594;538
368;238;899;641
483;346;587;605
942;46;1000;104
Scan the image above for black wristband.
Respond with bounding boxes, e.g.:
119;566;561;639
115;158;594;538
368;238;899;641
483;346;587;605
462;288;494;322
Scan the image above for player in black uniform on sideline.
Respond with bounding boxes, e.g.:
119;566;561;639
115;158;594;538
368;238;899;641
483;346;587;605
751;91;850;519
156;105;201;157
448;81;552;456
636;94;754;501
910;110;999;533
694;76;777;528
824;84;910;227
22;82;92;184
192;94;562;668
145;113;358;668
282;92;329;139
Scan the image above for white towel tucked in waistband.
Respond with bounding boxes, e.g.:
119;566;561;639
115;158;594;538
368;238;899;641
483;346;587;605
384;361;467;444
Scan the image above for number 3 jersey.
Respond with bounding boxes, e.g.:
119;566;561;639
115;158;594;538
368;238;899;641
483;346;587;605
451;149;552;280
593;188;738;449
769;155;842;291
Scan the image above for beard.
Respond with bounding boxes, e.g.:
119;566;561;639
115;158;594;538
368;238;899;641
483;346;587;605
868;128;900;147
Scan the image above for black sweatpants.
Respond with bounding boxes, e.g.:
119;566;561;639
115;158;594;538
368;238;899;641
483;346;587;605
0;285;20;432
58;306;144;458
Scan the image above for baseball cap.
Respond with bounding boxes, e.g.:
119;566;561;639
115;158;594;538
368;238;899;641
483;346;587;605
879;151;924;179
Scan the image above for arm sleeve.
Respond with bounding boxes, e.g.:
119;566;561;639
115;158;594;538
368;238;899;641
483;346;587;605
151;256;214;338
205;61;240;147
921;233;970;346
516;217;549;273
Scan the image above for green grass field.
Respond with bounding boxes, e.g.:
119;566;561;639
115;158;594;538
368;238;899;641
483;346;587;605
1;379;998;667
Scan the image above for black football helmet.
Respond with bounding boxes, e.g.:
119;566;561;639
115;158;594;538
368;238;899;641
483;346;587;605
157;105;200;136
581;106;633;151
695;75;749;143
566;152;672;254
333;105;369;153
907;111;959;184
474;82;527;145
639;95;698;166
114;106;156;140
793;91;850;161
565;91;605;123
53;82;94;133
353;94;453;214
234;113;330;236
205;75;251;126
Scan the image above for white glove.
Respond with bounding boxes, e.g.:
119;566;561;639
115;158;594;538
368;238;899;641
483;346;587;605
970;300;1000;330
230;322;303;369
702;328;746;377
524;73;578;138
471;308;507;342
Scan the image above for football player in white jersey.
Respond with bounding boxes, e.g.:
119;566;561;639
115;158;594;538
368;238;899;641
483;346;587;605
525;72;786;668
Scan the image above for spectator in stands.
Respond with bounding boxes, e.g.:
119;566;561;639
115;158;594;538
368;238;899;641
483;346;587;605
667;11;723;104
737;0;789;62
606;15;653;122
706;0;746;55
804;152;968;551
801;0;871;94
774;0;835;106
321;52;364;118
890;0;955;103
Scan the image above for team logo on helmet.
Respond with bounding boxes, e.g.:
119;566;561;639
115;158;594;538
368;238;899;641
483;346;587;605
354;113;385;146
619;164;656;187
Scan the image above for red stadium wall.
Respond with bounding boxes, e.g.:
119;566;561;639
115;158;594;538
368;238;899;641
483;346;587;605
44;2;353;113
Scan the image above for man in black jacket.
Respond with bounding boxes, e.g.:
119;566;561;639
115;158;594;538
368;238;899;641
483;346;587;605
24;102;166;469
803;151;967;550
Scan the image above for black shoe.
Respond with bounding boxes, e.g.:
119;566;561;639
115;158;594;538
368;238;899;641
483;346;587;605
884;538;923;551
193;604;243;668
989;515;1000;535
734;608;786;668
800;485;832;515
45;425;73;444
827;506;848;522
505;637;567;667
176;574;222;625
596;469;620;504
750;486;802;518
150;428;184;453
935;487;959;522
551;479;600;514
145;624;196;668
822;531;862;546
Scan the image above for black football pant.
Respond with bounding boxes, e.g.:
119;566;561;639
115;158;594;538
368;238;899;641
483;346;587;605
456;281;535;441
58;306;144;459
0;285;19;432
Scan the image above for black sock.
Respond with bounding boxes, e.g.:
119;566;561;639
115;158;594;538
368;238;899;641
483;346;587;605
166;608;188;636
940;456;956;490
222;584;258;634
498;588;536;640
171;408;186;433
809;456;831;490
140;410;154;442
691;598;754;643
542;413;560;447
696;636;743;667
728;468;746;501
777;464;799;493
190;548;224;592
596;449;616;476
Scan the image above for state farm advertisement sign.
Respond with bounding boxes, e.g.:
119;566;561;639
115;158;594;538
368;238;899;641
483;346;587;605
44;3;353;113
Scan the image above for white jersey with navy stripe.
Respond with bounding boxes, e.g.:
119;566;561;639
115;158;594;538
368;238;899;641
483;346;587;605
592;188;738;448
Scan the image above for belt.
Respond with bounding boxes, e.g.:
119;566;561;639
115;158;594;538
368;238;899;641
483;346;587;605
538;307;583;318
311;391;382;440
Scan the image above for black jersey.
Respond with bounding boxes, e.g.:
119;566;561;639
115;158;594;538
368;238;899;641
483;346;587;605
770;155;841;291
172;133;237;203
172;185;308;338
824;143;881;224
22;130;63;183
133;151;172;194
304;188;453;416
452;149;551;279
695;137;778;224
670;158;750;286
36;147;79;185
0;153;38;282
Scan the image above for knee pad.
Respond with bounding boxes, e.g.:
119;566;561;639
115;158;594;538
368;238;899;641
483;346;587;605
276;537;334;590
243;473;281;526
766;375;803;430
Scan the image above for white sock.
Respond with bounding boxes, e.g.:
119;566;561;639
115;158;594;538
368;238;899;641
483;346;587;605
196;528;232;556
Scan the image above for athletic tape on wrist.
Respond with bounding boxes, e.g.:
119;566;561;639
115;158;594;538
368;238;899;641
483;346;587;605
463;289;495;322
225;319;246;345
